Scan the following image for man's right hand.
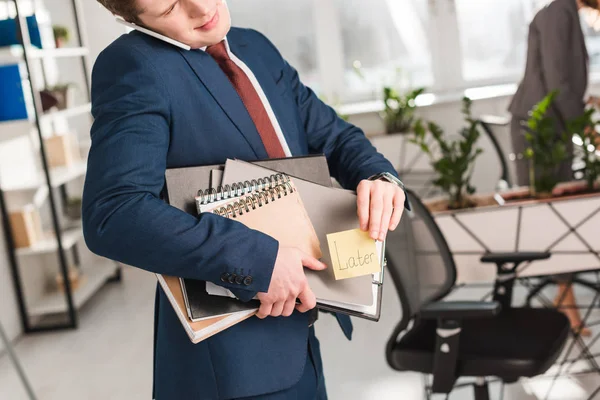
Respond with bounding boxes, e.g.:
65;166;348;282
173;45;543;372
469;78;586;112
256;246;326;319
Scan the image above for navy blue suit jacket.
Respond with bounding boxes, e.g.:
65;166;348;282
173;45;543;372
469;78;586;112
82;27;400;399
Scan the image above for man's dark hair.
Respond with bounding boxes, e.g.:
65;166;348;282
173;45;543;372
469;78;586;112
97;0;143;24
582;0;600;9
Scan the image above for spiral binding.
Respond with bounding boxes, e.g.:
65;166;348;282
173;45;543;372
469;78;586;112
195;173;290;206
212;182;295;219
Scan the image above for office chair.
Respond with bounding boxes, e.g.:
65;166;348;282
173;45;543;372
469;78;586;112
385;189;571;400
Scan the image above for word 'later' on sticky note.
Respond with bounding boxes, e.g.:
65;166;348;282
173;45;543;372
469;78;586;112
326;228;380;280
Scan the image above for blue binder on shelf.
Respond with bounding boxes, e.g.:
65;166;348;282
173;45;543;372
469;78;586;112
0;64;28;122
0;15;42;49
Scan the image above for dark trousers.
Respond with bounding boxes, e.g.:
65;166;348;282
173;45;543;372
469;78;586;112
235;327;327;400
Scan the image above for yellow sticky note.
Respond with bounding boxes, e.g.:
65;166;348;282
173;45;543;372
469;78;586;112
326;228;381;280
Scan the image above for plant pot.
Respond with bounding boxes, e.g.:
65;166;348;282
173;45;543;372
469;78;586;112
498;181;600;204
423;193;499;214
55;37;65;48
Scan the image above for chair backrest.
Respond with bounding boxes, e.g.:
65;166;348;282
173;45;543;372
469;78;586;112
385;189;457;327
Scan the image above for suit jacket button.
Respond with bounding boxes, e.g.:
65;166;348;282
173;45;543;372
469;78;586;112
228;273;237;284
220;272;230;282
243;276;253;286
235;275;244;285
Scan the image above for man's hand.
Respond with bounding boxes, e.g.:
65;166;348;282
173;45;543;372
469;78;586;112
357;179;406;241
256;246;326;319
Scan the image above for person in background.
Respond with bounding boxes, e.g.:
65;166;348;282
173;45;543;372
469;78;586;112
509;0;600;336
82;0;409;399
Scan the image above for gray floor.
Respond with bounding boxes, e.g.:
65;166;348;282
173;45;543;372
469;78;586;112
1;266;600;400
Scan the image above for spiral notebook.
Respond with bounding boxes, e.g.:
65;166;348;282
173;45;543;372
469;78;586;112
203;159;385;320
197;176;322;258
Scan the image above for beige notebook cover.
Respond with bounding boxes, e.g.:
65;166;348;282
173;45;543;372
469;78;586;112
201;180;322;259
156;275;256;344
221;159;375;307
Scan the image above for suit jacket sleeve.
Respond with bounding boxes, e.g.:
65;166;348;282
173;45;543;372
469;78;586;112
82;43;276;299
248;31;409;210
540;8;585;122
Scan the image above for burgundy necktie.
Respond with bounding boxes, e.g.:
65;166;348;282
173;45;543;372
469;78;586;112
207;41;286;159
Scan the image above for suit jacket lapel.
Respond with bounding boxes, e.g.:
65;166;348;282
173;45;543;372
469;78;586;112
228;40;303;156
178;49;268;159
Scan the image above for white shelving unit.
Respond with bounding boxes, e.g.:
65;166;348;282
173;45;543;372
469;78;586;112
0;45;89;64
16;225;83;256
28;261;117;317
0;0;122;332
2;160;87;193
40;103;91;124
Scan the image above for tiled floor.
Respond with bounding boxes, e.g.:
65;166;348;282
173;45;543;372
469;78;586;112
1;266;600;400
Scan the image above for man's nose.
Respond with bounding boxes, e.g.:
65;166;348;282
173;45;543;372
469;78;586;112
186;0;213;19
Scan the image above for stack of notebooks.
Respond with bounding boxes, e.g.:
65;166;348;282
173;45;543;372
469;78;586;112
160;155;386;343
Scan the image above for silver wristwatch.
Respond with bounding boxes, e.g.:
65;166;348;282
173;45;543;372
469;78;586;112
369;172;410;210
368;172;406;191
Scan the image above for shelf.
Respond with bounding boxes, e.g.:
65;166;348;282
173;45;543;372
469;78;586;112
16;225;83;256
40;103;92;124
28;261;117;317
0;104;91;142
2;160;87;193
0;46;89;64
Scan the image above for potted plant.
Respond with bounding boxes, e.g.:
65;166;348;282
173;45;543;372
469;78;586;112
52;25;70;48
410;97;485;210
567;107;600;193
523;91;569;198
381;86;425;134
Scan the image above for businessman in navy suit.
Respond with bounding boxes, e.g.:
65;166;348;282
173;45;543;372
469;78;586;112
83;0;408;398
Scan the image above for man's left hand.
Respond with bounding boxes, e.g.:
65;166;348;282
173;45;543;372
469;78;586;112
356;179;406;241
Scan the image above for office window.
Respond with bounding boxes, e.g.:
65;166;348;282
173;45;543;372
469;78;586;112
228;0;321;93
581;8;600;72
454;0;535;84
335;0;433;101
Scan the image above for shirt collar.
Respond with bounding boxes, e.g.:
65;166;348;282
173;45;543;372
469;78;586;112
199;36;229;52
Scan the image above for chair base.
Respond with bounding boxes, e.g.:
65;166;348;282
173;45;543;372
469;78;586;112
473;381;490;400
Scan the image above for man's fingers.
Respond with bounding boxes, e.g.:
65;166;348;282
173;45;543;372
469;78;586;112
357;180;371;231
368;182;384;240
378;191;394;241
257;302;272;319
282;299;296;317
297;288;317;313
300;252;327;271
270;301;284;318
389;191;405;231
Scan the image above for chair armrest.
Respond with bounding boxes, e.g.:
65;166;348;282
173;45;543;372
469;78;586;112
480;252;550;265
421;301;501;320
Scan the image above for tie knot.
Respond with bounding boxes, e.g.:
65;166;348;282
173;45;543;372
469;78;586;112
207;40;229;63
